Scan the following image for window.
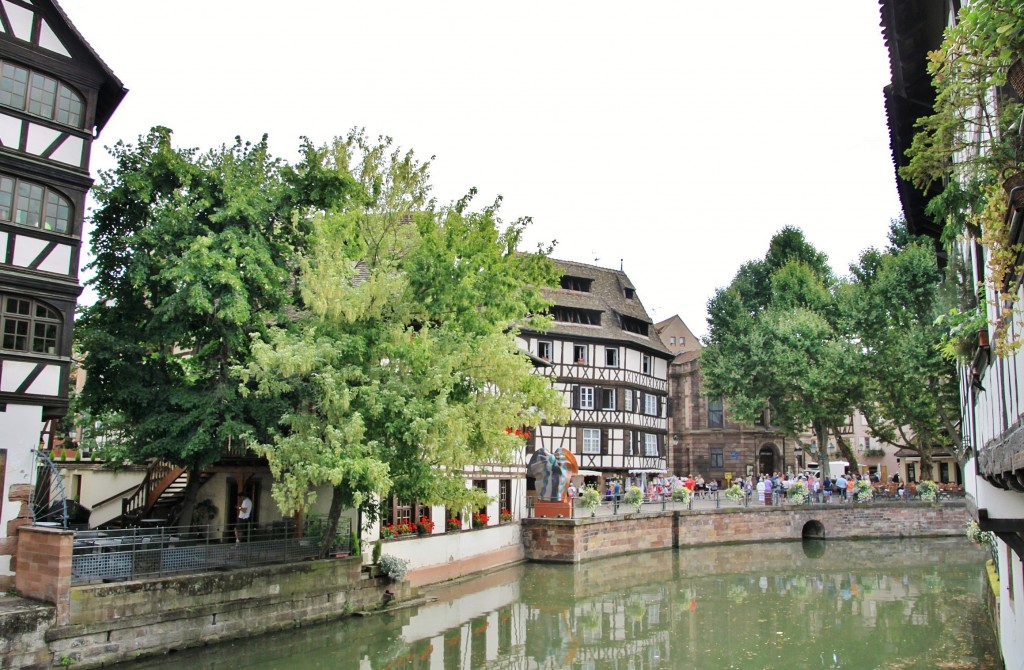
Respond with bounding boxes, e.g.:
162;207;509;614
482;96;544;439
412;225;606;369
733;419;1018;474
582;428;601;454
605;348;618;367
669;336;675;345
1;296;61;354
537;341;551;360
644;433;658;457
644;393;657;416
601;388;615;410
624;287;635;299
679;336;685;346
642;354;651;375
625;430;636;456
499;479;511;514
622;315;649;336
560;275;592;292
579;386;595;410
0;174;72;233
573;345;587;365
711;448;724;468
0;61;83;127
708;398;724;428
552;306;601;325
624;389;633;413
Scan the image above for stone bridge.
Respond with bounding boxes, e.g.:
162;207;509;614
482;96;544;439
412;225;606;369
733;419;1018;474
522;501;969;563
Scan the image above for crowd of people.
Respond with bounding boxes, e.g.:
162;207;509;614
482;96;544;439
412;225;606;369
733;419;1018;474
569;470;901;507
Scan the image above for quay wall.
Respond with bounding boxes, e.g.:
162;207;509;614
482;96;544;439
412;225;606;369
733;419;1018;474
522;501;969;563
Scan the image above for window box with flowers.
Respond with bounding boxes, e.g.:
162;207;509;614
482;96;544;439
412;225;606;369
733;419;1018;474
446;517;462;531
472;512;489;529
499;509;513;523
416;516;435;535
380;524;397;540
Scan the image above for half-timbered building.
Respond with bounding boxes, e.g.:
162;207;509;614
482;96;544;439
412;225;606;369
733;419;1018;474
0;0;125;586
517;260;672;481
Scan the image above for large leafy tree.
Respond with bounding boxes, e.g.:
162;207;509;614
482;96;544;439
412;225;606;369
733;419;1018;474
77;127;340;524
701;227;860;476
843;222;961;473
240;134;567;553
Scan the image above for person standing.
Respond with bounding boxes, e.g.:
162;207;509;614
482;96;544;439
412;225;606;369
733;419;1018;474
834;473;848;504
235;493;253;543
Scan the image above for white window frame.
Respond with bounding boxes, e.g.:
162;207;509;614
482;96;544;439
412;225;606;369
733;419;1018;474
537;341;551;360
624;389;633;413
601;388;616;410
579;386;595;410
642;354;651;375
574;344;588;365
583;428;601;454
605;348;618;367
644;433;658;457
644;393;657;416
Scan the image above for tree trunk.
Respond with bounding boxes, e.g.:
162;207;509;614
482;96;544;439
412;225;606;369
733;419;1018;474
812;419;830;476
321;483;346;559
831;426;860;473
176;465;202;529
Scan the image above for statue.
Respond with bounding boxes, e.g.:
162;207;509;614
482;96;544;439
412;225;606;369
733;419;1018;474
528;447;579;502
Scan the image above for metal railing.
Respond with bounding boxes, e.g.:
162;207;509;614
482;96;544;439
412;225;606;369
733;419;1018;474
71;519;351;585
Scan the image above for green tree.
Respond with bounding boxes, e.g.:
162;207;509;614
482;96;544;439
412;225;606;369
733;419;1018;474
701;228;860;477
240;135;567;555
76;127;323;525
843;222;962;472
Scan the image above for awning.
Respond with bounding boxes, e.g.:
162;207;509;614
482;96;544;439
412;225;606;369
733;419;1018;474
577;469;602;476
628;468;667;474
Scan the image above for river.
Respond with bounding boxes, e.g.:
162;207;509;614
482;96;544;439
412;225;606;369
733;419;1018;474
124;537;999;669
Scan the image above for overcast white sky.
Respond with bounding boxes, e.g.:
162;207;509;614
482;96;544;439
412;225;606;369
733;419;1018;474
60;1;901;338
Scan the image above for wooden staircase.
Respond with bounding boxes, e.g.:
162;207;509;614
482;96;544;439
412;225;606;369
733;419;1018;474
108;460;212;527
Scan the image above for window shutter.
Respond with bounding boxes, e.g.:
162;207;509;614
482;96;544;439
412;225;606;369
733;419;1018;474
601;428;608;455
616;387;624;412
657;395;663;417
572;385;580;409
576;427;583;452
595;386;603;409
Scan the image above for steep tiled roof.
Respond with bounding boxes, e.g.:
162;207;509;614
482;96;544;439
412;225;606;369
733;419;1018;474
531;259;673;357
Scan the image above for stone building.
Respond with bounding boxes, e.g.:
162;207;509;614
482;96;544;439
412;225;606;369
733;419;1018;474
517;260;674;482
0;0;125;588
660;315;795;483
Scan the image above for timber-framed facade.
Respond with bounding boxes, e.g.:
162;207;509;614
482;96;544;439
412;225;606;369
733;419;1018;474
0;0;125;587
517;260;673;479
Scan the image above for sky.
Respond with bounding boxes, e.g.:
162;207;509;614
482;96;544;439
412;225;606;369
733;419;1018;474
60;0;902;338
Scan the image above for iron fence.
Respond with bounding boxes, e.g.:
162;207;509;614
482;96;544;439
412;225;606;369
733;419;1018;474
71;519;352;585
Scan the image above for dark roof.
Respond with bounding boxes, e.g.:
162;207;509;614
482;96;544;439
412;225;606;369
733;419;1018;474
878;0;949;240
529;259;673;357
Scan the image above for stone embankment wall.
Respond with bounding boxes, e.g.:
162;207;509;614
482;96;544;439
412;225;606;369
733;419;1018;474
523;502;969;563
53;558;407;669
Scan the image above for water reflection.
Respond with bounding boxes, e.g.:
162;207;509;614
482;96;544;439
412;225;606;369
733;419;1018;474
126;538;999;670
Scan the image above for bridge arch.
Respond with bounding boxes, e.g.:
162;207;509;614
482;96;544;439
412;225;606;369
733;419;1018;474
801;519;825;539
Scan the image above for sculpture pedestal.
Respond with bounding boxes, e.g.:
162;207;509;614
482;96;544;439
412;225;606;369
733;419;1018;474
534;500;573;519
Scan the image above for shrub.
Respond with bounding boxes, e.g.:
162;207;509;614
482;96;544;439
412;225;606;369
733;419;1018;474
350;529;361;557
918;480;939;502
379;554;410;582
372;538;382;564
787;482;808;505
580;486;602;514
854;480;873;503
724;484;744;502
624;486;644;513
671;487;692;505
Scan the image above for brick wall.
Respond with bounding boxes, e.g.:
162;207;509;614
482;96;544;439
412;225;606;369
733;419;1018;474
13;526;72;624
523;502;969;563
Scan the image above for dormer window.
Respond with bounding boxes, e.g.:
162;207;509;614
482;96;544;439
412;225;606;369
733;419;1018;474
624;287;635;299
0;61;83;128
560;275;592;292
621;315;649;336
552;306;601;325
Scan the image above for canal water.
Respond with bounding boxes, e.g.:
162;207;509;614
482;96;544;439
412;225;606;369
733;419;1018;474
126;537;999;670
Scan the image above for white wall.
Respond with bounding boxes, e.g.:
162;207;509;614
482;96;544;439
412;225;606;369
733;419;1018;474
0;403;44;578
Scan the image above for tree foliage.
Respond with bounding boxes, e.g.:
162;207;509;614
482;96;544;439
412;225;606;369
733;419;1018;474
237;133;567;551
701;227;859;476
